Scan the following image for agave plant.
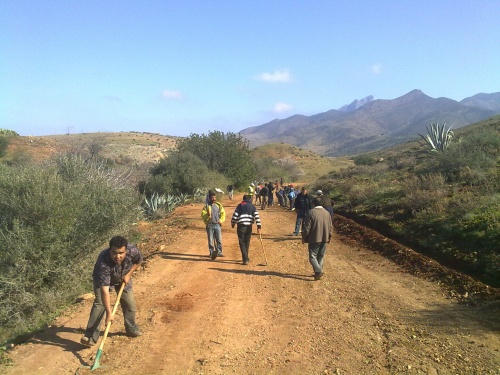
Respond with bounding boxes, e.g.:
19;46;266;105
143;192;167;218
418;122;454;152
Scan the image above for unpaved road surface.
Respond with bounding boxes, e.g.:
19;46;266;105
3;194;500;374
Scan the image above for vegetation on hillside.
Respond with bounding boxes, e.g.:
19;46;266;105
0;154;141;344
314;116;500;287
0;130;259;344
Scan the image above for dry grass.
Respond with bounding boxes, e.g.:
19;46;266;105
252;142;353;183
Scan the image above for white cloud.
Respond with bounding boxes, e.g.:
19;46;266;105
257;70;292;83
371;64;382;74
161;90;184;99
274;102;293;113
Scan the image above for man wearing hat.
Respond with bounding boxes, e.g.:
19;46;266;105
316;190;334;219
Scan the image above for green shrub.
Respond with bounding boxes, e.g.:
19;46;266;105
0;155;141;343
352;154;377;166
427;127;500;183
147;151;230;196
0;136;8;158
177;131;256;188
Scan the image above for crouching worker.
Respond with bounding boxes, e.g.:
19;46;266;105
81;236;143;346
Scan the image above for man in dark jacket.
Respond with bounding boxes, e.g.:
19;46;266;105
293;187;314;235
231;195;262;265
302;198;333;280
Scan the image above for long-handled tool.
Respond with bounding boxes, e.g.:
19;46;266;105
258;230;268;266
88;281;126;371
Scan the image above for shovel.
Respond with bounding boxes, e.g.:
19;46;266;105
258;230;268;266
82;281;126;372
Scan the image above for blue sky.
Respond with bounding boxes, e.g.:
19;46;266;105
1;1;499;137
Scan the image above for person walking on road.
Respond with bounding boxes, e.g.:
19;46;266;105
227;184;234;200
247;182;255;200
316;190;334;219
302;198;333;280
293;187;314;235
81;236;143;346
231;195;262;265
201;190;226;260
259;183;269;210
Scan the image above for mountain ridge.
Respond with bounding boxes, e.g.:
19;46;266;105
240;90;499;156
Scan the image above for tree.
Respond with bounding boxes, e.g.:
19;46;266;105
176;131;255;188
148;150;229;195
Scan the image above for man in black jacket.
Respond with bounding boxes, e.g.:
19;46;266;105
231;195;262;265
293;187;314;235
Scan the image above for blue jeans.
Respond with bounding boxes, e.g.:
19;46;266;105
206;223;223;255
308;242;327;274
294;210;306;234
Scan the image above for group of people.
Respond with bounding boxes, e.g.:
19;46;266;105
203;185;333;279
79;184;333;348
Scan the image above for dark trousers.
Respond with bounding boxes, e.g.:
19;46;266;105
237;224;253;262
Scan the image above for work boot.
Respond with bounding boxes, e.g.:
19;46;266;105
127;330;142;338
80;336;97;347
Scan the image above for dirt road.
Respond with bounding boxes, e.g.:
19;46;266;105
3;195;500;374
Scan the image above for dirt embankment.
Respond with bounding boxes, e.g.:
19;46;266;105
3;195;500;374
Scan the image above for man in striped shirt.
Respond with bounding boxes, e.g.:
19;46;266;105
231;195;262;265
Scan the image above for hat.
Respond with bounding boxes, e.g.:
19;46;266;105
316;190;323;195
250;182;255;186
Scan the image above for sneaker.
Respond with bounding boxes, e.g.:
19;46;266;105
80;336;97;347
242;260;249;265
292;232;298;236
127;330;142;338
218;252;224;257
210;250;218;260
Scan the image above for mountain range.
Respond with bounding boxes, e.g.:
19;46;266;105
239;90;500;156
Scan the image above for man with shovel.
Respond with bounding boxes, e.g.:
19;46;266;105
80;236;143;346
231;195;262;265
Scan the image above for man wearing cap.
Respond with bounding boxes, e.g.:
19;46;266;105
316;190;334;220
302;197;333;280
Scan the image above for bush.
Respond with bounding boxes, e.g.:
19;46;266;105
0;155;141;343
352;154;377;166
0;136;8;158
146;151;230;196
177;131;255;188
428;127;500;183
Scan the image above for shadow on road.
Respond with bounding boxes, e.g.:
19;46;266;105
20;325;88;365
209;267;312;281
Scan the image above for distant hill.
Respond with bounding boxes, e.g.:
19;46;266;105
4;132;179;165
240;90;500;156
